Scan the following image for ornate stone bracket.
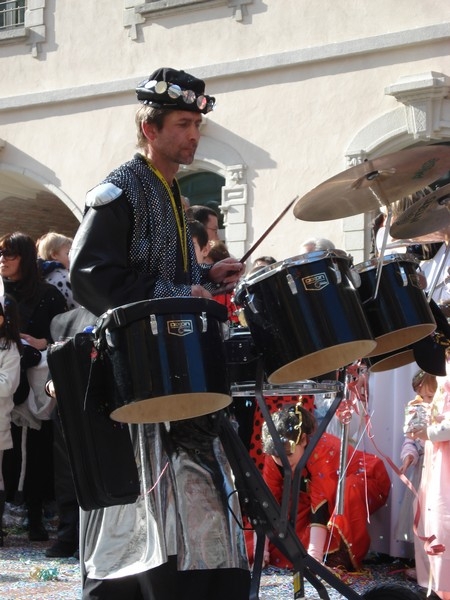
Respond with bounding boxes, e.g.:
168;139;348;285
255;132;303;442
124;0;253;40
220;165;248;258
227;0;253;21
385;71;450;140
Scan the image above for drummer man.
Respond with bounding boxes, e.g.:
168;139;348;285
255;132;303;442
70;67;249;600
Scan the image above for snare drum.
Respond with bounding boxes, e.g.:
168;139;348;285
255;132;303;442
234;250;376;384
96;298;231;424
354;254;436;357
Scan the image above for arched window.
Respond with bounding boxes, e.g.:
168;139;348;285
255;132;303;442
179;171;225;229
178;134;248;258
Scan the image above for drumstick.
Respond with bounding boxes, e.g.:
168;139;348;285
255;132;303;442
239;194;299;264
211;195;299;297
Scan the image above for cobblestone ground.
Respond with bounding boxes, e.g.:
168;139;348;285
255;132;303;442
0;503;430;600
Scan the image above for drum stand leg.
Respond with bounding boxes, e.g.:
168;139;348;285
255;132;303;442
220;358;362;600
251;530;267;600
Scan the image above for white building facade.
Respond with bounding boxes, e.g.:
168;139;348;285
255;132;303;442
1;1;449;262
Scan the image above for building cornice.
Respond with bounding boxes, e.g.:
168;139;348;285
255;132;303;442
1;22;450;112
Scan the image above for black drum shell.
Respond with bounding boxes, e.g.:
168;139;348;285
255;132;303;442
223;327;260;385
98;298;231;423
234;251;376;383
355;254;436;357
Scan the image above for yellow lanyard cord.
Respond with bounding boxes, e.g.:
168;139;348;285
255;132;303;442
145;158;188;272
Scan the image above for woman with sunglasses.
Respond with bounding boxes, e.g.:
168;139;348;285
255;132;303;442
0;232;67;542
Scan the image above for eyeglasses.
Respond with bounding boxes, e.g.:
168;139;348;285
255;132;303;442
0;250;18;261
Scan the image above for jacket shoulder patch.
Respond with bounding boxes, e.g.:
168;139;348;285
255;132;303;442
85;183;123;207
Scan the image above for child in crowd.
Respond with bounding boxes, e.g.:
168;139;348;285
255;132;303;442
400;371;437;476
409;353;450;599
36;232;78;310
188;220;211;264
395;370;437;580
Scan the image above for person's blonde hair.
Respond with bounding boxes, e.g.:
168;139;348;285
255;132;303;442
36;232;73;261
411;369;437;394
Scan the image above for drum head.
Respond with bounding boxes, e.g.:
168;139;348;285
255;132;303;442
99;297;228;330
368;348;415;373
268;339;376;384
234;260;285;306
365;324;435;357
234;250;350;305
284;249;351;267
355;252;417;273
110;392;231;424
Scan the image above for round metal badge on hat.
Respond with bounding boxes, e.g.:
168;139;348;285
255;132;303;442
136;67;215;114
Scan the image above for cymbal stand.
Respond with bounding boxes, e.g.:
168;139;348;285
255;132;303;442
220;357;363;600
334;367;360;515
374;203;393;299
358;170;397;299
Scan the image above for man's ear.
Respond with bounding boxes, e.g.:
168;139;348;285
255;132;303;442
0;315;5;327
142;121;157;142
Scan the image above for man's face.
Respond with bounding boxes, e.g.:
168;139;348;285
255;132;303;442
205;214;220;241
151;110;202;166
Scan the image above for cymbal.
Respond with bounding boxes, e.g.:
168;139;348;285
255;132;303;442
293;145;450;221
390;183;450;242
385;240;416;249
386;235;446;247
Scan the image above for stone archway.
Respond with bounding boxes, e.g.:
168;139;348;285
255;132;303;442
0;163;81;240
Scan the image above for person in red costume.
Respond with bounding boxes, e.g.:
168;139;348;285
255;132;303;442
255;402;391;571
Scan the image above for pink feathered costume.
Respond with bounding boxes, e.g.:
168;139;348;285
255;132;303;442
415;378;450;596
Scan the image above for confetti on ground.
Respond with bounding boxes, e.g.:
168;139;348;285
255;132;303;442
0;525;433;599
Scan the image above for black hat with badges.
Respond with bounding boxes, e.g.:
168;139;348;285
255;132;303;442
136;67;215;115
